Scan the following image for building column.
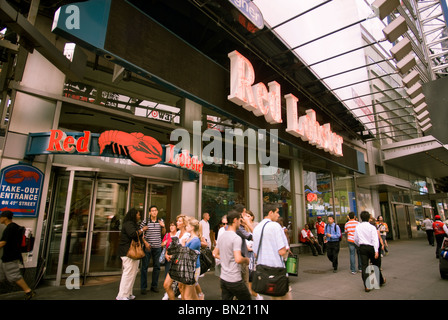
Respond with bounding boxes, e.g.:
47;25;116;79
1;48;65;269
290;148;305;243
178;98;202;219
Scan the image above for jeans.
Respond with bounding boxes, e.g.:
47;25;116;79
140;247;162;290
220;279;252;300
347;242;361;273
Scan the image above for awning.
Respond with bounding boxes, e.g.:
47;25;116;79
382;135;448;178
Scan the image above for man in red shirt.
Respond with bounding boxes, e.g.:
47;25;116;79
300;224;323;256
433;215;448;259
315;216;326;253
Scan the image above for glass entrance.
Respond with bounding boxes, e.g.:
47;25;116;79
44;171;176;283
147;184;172;225
87;180;128;274
45;173;128;282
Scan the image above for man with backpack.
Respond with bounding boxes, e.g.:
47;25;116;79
0;210;35;300
324;215;341;273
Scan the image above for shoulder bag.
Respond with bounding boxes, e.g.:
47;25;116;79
127;231;146;260
251;221;289;297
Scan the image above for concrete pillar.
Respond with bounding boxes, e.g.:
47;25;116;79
178;98;202;219
290;148;305;243
246;161;262;222
1;49;65;268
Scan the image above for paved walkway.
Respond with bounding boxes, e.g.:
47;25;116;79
0;237;446;300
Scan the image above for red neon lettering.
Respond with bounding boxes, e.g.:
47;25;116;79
63;135;75;153
228;50;282;124
46;130;91;154
46;130;65;152
76;131;91;153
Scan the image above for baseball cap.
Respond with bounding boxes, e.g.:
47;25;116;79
0;210;13;219
435;215;441;220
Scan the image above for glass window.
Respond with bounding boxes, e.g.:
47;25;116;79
304;170;332;219
333;175;356;225
261;165;292;243
202;164;245;239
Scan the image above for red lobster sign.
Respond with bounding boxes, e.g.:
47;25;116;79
40;130;203;174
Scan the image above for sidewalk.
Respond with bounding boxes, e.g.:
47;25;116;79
0;237;446;300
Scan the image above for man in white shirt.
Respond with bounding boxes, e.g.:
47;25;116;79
354;211;385;292
199;212;211;249
252;204;291;300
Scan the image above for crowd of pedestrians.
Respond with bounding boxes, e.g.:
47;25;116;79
1;203;446;300
114;204;400;300
114;203;293;300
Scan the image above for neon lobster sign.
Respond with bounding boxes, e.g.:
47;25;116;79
37;130;203;174
228;50;344;157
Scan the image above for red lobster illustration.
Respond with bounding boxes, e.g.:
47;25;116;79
4;170;40;184
98;130;163;166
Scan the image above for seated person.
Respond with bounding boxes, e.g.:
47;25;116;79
300;224;323;256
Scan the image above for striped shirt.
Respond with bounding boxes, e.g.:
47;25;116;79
140;219;163;248
344;219;359;243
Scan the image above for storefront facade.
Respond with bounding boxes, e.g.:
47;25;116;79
1;0;445;287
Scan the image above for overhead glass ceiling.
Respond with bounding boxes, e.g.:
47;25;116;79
252;0;409;135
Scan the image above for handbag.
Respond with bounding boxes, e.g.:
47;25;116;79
127;231;146;260
169;246;199;285
159;247;167;264
199;247;215;274
251;221;289;297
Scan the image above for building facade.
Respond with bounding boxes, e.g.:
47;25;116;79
0;0;446;286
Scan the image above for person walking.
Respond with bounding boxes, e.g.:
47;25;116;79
252;204;291;300
182;218;202;300
421;216;434;246
376;216;389;256
324;215;341;273
315;216;326;253
299;224;323;256
0;210;36;300
199;212;211;249
433;215;448;259
213;210;252;300
161;222;177;279
140;205;166;294
354;211;385;293
116;208;147;300
163;214;190;300
344;212;361;274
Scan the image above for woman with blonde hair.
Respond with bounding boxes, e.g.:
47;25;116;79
182;218;202;300
162;214;190;300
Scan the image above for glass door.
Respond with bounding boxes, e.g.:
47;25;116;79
148;183;172;225
86;180;128;274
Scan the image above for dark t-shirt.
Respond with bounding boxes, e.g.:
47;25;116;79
0;222;22;262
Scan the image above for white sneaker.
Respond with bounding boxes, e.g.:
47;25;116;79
256;294;264;300
116;296;130;300
162;293;169;300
